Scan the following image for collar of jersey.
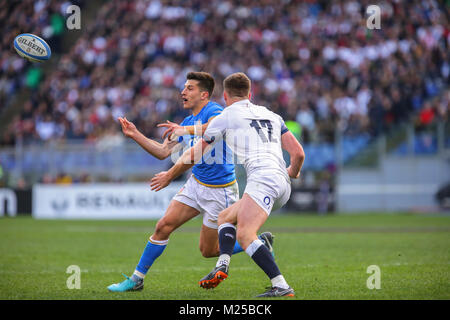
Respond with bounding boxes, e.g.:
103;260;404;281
229;99;251;108
192;101;212;117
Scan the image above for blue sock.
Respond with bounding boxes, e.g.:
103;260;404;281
232;241;244;254
133;237;168;280
232;234;266;254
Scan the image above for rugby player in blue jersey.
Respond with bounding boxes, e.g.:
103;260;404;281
108;72;274;292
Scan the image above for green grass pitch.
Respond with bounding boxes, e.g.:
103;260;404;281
0;213;449;300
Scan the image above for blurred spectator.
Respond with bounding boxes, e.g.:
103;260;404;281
40;173;55;184
73;172;92;183
417;101;436;130
55;172;72;184
0;163;4;186
15;176;28;190
296;104;316;143
317;172;331;215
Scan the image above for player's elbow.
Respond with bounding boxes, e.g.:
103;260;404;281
291;145;305;163
157;151;170;160
155;154;166;160
156;148;172;160
299;147;305;162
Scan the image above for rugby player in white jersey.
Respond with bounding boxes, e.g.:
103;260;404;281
151;72;305;297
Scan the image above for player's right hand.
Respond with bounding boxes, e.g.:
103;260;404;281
150;171;172;191
118;117;137;139
158;120;186;141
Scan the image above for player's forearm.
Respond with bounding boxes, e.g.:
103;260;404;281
288;145;305;178
166;150;196;181
132;130;169;160
166;140;204;181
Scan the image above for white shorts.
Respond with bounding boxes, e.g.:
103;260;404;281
173;175;239;229
244;173;291;215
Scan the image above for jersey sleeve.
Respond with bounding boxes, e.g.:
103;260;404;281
279;116;289;135
204;104;223;122
203;112;227;144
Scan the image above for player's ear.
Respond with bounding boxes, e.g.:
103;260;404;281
248;91;252;100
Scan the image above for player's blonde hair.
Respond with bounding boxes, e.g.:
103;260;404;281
223;72;251;98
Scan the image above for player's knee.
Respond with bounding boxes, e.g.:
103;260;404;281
217;217;226;227
218;212;234;226
154;218;175;238
236;229;254;249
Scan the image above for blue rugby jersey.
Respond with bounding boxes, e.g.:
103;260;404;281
178;101;236;187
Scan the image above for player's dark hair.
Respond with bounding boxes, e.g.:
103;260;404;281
186;71;215;98
223;72;251;98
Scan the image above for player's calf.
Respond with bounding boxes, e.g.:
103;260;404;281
154;217;177;240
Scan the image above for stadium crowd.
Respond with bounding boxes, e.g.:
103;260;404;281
0;0;448;150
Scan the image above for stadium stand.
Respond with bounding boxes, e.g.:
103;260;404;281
0;0;448;186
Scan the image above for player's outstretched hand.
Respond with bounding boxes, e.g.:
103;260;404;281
150;171;171;191
118;117;138;139
157;120;186;140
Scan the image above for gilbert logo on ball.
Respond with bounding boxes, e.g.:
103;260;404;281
13;33;51;63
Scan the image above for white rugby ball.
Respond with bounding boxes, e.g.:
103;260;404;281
13;33;51;63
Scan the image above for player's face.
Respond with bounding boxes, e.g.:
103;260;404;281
181;80;207;110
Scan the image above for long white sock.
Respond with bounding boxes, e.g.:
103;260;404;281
132;270;145;281
216;254;231;267
271;274;289;289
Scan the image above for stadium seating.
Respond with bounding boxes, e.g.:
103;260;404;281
0;0;448;183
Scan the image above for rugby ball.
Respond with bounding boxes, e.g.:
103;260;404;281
13;33;51;63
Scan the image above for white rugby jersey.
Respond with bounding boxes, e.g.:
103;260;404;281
203;99;290;183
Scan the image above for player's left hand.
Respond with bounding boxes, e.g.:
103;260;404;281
158;121;186;140
150;171;172;191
